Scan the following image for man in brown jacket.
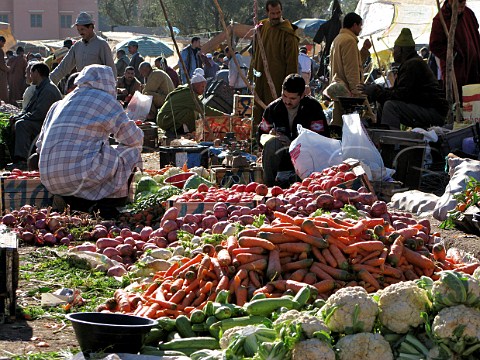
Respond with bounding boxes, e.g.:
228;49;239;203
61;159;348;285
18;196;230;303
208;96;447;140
329;12;373;135
0;36;10;103
249;0;299;125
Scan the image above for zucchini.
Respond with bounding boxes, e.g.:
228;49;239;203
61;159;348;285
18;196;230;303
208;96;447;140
190;309;206;324
215;290;230;304
203;301;215;317
175;314;196;338
159;337;220;351
144;327;167;346
205;315;218;328
251;293;267;301
215;315;272;332
191;323;209;332
214;305;232;320
156;316;176;332
244;298;300;316
293;286;311;308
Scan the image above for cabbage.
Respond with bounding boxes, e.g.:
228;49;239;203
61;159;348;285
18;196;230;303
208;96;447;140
183;174;214;190
136;176;159;194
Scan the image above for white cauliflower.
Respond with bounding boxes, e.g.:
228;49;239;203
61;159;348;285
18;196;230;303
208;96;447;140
432;304;480;356
377;280;431;333
320;286;378;334
219;326;245;349
431;270;480;310
335;332;394;360
426;345;453;360
274;310;330;338
292;338;335;360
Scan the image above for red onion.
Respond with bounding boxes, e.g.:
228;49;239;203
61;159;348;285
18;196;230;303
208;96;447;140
2;214;17;226
43;233;57;245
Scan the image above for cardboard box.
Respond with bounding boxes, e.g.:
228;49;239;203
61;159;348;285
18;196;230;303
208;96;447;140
232;94;253;117
166;194;264;216
0;178;53;211
210;166;263;186
196;116;252;141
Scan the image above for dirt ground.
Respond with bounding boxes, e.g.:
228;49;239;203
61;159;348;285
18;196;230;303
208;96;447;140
1;152;479;358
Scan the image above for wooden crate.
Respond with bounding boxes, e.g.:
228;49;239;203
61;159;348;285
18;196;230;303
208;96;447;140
1;178;53;212
166;194;264;216
336;164;375;193
210;166;263;186
0;232;18;323
232;94;253;118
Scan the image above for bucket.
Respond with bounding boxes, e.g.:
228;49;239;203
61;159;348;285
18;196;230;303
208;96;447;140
66;312;157;356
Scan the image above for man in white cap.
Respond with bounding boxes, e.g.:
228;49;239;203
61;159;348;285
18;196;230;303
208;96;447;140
157;68;225;137
138;61;174;120
50;12;116;85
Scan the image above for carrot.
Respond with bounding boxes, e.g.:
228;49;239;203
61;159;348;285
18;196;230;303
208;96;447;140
323;234;348;250
383;265;403;279
133;303;145;316
259;225;301;233
312;262;352;281
304;219;350;237
277;242;311;253
383;276;403;284
329;243;349;270
282;258;314;272
343;241;385;254
170;278;184;293
312;246;327;264
273;211;296;224
280;256;292;265
454;262;480;275
183;278;200;294
352;263;382;274
432;243;447;261
313;279;336;293
298;251;308;260
266;248;282;281
114;289;131;313
235;285;248;306
321;248;338;268
192;292;207;307
143;282;159;297
181;290;197;307
403;269;419;281
312;216;350;229
172;253;203;277
217;274;230;291
211;257;226;279
345;281;358;287
446;247;464;264
310;263;334;280
226;235;239;254
238;237;276;251
350;254;363;264
217;248;232;267
253;284;275;296
235;253;268;264
164;262;179;278
282;228;328;248
169;289;186;304
387;238;404;266
303;272;317;285
357;269;381;290
347;220;367;237
199;281;214;295
363;258;385;267
238;258;268;271
145;297;177;310
231;247;266;255
403;247;435;269
395;227;419;239
238;228;260;238
249;270;262;288
257;231;298;244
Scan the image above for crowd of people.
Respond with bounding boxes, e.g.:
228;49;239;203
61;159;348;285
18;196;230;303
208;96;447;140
0;0;478;215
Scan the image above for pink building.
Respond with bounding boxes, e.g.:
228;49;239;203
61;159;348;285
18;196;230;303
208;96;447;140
0;0;98;41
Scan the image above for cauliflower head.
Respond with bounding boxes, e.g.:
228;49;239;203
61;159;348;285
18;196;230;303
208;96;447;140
377;280;431;333
274;310;330;338
426;345;453;360
292;338;335;360
321;286;378;334
220;326;245;349
335;332;394;360
432;304;480;356
431;270;480;310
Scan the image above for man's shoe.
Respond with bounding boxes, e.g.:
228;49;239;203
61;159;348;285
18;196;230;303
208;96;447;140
5;161;28;171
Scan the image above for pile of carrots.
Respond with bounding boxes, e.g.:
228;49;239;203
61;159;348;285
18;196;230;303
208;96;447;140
99;211;480;319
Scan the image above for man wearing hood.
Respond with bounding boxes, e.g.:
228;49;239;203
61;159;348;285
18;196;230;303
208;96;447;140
249;0;299;125
36;65;143;217
359;28;448;130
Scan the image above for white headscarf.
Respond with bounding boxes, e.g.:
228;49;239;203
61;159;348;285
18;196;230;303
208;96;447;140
74;65;117;98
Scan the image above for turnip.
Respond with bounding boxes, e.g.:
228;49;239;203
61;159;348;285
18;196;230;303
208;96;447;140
143;243;158;252
305;202;317;214
35;219;46;229
180;224;195;234
316;194;335;209
183;214;197;224
74;243;96;252
47;217;61;232
227;205;238;214
116;243;134;257
205;210;214;216
195;228;204;236
214;206;228;218
43;233;57;245
154;237;168;248
103;247;121;258
111;254;123;263
35;212;47;221
2;213;16;226
120;228;132;239
135;240;146;250
230;209;242;217
250;208;261;216
162;207;178;221
54;227;69;240
212;221;229;234
288;195;300;205
167;230;178;242
256;204;267;213
239;215;255;225
114;235;124;243
107;265;127;277
108;227;121;238
266;197;282;211
286;209;299;217
201;215;218;230
370;201;388;217
239;207;252;215
229;215;239;222
21;231;35;244
60;237;70;246
124;237;136;246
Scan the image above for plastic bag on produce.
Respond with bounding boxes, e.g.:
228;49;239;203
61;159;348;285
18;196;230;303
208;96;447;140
289;124;343;179
341;114;385;181
433;156;480;220
126;91;153;120
390;190;439;216
462;84;480;123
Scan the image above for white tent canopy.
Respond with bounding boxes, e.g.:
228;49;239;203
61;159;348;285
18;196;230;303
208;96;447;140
356;0;480;52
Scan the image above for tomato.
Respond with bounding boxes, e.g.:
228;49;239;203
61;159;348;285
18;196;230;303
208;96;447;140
235;184;246;192
191;193;205;201
197;183;209;193
338;163;350;172
344;172;357;181
302;178;312;186
271;186;284;196
245;182;258;192
255;184;268;196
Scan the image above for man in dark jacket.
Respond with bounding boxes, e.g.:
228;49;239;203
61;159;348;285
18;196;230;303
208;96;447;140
360;28;448;130
257;74;330;186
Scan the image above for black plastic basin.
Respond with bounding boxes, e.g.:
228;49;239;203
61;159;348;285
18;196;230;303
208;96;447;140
66;312;157;356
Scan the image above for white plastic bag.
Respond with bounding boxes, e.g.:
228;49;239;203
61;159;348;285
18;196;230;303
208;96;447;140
342;114;385;180
462;84;480;123
289;124;343;179
126;91;153;120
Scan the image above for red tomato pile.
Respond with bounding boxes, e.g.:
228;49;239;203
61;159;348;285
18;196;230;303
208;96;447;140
175;182;274;203
3;169;40;180
296;163;357;193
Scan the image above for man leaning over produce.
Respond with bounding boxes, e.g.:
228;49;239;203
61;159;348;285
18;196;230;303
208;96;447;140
7;62;62;171
257;73;330;187
36;65;143;218
358;28;448;130
156;69;226;139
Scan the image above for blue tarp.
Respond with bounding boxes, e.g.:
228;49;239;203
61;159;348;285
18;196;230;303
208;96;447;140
293;18;327;38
